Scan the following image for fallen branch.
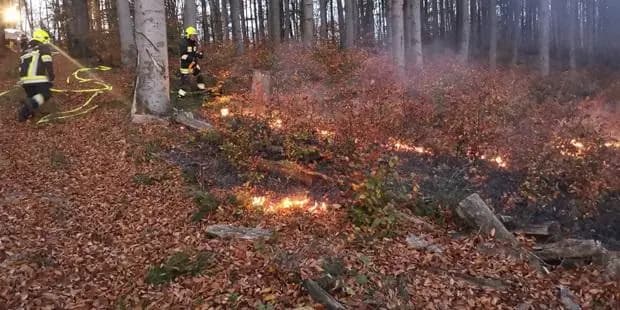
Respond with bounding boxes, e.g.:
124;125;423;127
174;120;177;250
514;221;561;238
455;194;517;245
302;279;346;310
392;209;436;231
255;159;333;186
172;110;213;131
533;239;605;262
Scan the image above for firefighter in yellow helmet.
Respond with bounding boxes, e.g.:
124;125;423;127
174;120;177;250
17;28;55;122
178;26;205;98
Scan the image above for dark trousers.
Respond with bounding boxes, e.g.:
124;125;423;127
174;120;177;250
179;66;204;90
22;82;52;108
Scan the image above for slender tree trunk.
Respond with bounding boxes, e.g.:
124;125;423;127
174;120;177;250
240;0;248;45
586;0;594;65
320;0;329;40
568;0;577;71
344;0;355;47
258;0;265;40
134;0;170;116
271;0;282;45
221;0;230;40
184;0;197;28
230;0;243;53
302;0;314;45
200;0;210;42
459;0;470;62
539;0;551;76
412;0;423;67
392;0;405;73
511;0;522;65
117;0;136;68
337;0;345;46
488;0;497;70
209;0;223;41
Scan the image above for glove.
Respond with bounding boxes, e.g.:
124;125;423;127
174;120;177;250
181;54;188;60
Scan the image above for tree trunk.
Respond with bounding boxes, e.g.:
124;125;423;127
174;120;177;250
303;0;314;46
68;0;91;58
134;0;170;116
239;0;248;45
209;0;224;42
221;0;230;40
488;0;497;70
539;0;551;76
586;0;594;65
320;0;329;40
184;0;198;28
511;0;522;65
200;0;210;43
117;0;137;68
459;0;470;62
568;0;577;71
344;0;355;47
258;0;265;40
337;0;345;47
271;0;281;45
412;0;423;67
392;0;405;74
230;0;244;53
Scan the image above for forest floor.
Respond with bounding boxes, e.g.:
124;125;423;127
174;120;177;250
1;46;619;309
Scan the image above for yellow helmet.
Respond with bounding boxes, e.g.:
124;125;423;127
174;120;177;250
32;28;50;44
185;26;198;38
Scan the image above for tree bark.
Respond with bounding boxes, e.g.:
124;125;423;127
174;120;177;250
408;0;423;67
455;194;518;245
303;0;314;46
68;0;91;58
511;0;522;65
539;0;551;76
344;0;355;47
200;0;211;43
230;0;244;53
458;0;470;62
117;0;137;68
568;0;577;71
392;0;405;74
271;0;281;45
209;0;224;42
488;0;497;70
134;0;170;116
258;0;265;40
221;0;230;40
337;0;345;47
184;0;198;28
320;0;329;40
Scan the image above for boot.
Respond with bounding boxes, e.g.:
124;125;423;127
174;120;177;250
17;99;34;122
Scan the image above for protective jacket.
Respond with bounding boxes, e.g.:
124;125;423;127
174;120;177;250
19;40;55;85
179;37;203;74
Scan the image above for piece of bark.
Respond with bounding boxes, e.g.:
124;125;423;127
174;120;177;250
302;279;346;310
255;159;332;186
392;209;436;231
533;239;605;262
514;221;561;238
455;194;518;245
558;286;582;310
173;111;213;131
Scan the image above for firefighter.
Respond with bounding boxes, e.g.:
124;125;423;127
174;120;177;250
178;26;205;98
17;28;55;122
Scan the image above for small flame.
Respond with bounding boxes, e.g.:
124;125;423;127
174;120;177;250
318;129;335;138
252;196;266;207
570;139;585;149
270;118;283;129
250;195;326;214
494;156;507;168
604;141;620;148
220;108;230;117
393;141;430;154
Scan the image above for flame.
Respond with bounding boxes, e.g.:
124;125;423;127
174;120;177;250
220;108;230;117
250;195;326;214
493;156;507;168
318;129;335;138
570;139;585;149
393;141;431;154
604;141;620;148
269;118;283;129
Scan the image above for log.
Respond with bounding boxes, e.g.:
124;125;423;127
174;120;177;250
302;279;346;310
602;251;620;280
173;110;213;131
455;194;517;245
533;239;605;262
255;159;332;186
205;224;272;240
514;221;561;238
